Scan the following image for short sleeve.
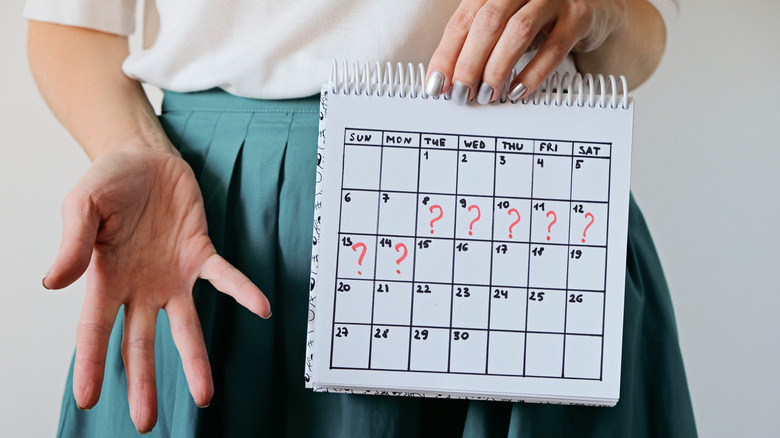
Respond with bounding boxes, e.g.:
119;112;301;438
24;0;138;36
645;0;679;34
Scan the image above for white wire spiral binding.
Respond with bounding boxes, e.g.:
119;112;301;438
328;60;630;108
596;74;606;108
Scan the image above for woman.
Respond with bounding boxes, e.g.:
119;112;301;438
26;0;695;436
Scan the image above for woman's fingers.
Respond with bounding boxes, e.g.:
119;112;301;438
482;1;555;100
165;296;213;407
121;303;159;434
426;1;481;98
201;254;271;318
73;287;121;410
43;189;99;290
509;14;584;98
430;0;611;103
449;1;521;103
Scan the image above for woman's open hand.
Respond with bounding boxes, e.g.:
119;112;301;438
43;147;271;433
426;0;629;104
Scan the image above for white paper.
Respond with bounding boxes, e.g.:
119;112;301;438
307;85;633;406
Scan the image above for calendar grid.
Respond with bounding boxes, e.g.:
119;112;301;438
331;127;612;380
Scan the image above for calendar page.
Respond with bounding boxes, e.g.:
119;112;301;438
307;73;633;406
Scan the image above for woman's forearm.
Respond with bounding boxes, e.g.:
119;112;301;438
573;0;666;89
27;21;173;160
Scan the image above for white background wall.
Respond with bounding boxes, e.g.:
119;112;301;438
1;0;778;436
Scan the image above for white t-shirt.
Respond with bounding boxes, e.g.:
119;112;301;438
24;0;678;99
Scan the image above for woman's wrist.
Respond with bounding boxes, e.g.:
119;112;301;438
89;107;178;160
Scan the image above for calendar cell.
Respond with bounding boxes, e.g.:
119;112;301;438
496;138;532;155
524;333;564;377
567;246;607;291
487;331;526;375
345;129;382;146
372;281;413;326
370;325;410;370
531;154;572;200
455;196;494;240
449;329;488;373
491;242;530;288
378;192;418;236
340;191;379;235
457;151;495;196
528;244;569;290
417;194;456;238
451;285;489;330
380;147;419;192
535;140;573;156
409;327;450;372
460;135;496;152
453;240;492;285
526;288;566;334
413;239;454;283
334;279;374;324
374;236;415;281
493;198;531;243
343;145;381;190
563;335;602;379
421;133;458;151
382;131;420;148
565;291;604;335
571;155;610;202
530;200;571;245
419;149;458;194
569;202;608;246
489;287;527;331
411;283;452;328
331;324;371;369
494;152;533;199
337;236;375;279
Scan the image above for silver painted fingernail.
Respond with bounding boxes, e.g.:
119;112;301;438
451;81;470;105
477;82;493;105
508;83;527;100
426;71;444;98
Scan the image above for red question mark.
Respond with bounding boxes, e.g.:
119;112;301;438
467;205;481;236
429;205;443;234
546;211;557;241
582;212;595;243
352;242;367;275
507;208;521;238
394;243;408;274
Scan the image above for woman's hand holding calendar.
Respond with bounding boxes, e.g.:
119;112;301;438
426;0;666;104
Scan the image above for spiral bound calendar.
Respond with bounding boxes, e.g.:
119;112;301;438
305;61;634;406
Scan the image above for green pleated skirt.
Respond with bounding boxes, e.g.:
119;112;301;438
57;89;697;437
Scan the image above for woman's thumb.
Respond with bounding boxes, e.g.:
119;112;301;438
42;190;99;290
